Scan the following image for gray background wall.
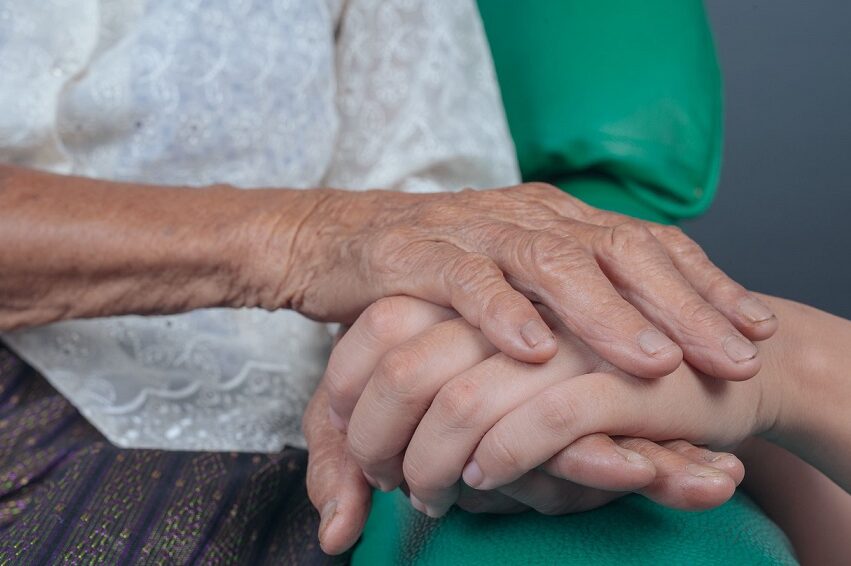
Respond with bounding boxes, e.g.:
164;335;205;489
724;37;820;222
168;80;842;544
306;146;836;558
684;0;851;317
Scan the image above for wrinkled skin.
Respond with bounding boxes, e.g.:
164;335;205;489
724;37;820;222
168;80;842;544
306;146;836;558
274;183;776;386
2;168;776;405
0;167;782;557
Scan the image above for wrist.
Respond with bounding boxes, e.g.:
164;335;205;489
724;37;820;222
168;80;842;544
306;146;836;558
753;297;815;441
0;167;345;328
758;298;833;440
225;186;342;312
753;295;851;489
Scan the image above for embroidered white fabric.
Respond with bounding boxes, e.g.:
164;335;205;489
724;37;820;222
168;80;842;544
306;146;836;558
0;0;520;451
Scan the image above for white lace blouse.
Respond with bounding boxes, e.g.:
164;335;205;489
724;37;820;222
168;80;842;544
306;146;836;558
0;0;520;451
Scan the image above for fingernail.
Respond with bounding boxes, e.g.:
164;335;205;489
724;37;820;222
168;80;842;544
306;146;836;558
363;472;380;490
638;329;677;357
703;451;734;464
365;474;394;492
614;446;653;468
686;464;726;479
739;296;775;323
462;460;484;488
409;495;442;519
410;494;427;515
724;335;758;363
318;500;338;541
520;320;555;349
328;408;346;432
427;504;450;519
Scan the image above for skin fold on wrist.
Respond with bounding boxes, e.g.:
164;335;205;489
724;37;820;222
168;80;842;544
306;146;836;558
753;295;851;491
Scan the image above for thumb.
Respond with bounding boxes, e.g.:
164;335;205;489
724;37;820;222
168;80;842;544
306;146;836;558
304;385;372;555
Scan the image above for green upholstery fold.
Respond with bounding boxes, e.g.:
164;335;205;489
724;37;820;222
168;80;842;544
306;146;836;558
353;490;795;565
479;0;724;223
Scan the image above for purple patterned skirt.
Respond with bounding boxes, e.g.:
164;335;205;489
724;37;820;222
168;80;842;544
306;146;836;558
0;345;342;565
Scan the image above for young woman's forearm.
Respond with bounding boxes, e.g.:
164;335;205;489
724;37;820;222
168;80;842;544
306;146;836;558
0;165;320;330
757;295;851;491
737;437;851;565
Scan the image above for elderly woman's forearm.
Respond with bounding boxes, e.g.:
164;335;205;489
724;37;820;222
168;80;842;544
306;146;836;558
736;438;851;564
0;165;318;330
0;165;784;386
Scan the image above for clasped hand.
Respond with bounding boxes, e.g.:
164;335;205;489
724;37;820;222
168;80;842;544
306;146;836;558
305;297;775;554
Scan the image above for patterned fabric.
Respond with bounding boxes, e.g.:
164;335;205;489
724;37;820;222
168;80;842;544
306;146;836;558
0;346;340;565
0;0;519;453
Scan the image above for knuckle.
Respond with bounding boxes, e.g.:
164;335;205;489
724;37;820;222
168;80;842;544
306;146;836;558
446;253;501;294
361;296;410;338
679;299;726;329
659;226;705;259
605;221;656;255
373;347;422;399
524;231;587;273
486;431;524;472
702;271;741;300
322;364;357;410
432;377;486;431
521;182;562;198
515;182;588;219
655;224;686;241
661;439;697;454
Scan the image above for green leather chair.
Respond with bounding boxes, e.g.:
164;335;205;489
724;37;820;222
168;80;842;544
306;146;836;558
352;2;797;564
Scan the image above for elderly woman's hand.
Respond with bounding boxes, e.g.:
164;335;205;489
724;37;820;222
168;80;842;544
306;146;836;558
2;167;773;381
272;183;775;384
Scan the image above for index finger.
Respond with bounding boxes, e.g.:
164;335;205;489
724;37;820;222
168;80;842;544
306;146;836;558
324;296;455;429
462;372;658;490
485;228;683;378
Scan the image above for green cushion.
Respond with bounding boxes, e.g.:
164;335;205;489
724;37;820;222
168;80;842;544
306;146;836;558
352;490;796;566
479;0;724;223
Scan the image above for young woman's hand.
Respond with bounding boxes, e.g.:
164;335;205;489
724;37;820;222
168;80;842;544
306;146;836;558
304;376;741;555
306;296;747;554
460;296;851;495
321;297;744;519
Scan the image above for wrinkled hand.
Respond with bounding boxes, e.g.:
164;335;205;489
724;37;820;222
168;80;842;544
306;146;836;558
279;184;776;384
304;383;372;556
